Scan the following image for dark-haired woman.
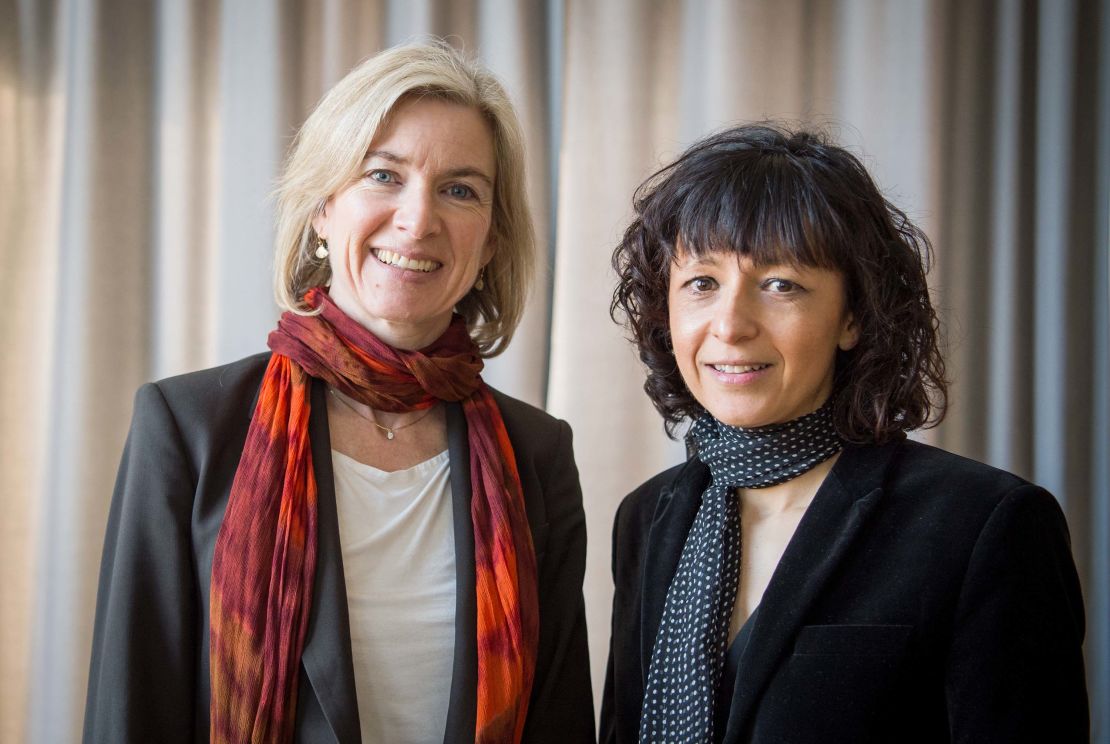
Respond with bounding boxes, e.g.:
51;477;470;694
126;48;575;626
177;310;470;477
602;124;1088;743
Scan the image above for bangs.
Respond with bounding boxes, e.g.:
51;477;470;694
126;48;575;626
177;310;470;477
650;144;845;270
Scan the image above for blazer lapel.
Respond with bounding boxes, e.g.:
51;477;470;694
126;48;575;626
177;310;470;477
639;458;711;676
721;443;898;743
294;390;484;743
300;378;362;744
443;401;478;744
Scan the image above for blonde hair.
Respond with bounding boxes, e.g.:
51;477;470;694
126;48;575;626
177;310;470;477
274;41;534;357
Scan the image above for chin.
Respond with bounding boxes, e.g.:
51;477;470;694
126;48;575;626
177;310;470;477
708;411;770;429
711;400;809;428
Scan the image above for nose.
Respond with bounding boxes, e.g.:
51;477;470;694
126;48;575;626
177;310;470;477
710;288;759;343
393;185;441;239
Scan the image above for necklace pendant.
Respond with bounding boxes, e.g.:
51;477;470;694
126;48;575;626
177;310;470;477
386;430;395;440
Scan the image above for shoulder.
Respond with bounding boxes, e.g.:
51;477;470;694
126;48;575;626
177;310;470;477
614;459;707;537
489;386;570;455
148;352;271;405
132;352;271;439
887;439;1030;491
849;439;1067;548
486;387;585;530
880;439;1044;511
621;460;693;508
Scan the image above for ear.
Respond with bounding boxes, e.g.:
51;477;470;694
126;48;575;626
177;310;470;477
838;311;861;351
480;233;497;267
311;200;331;239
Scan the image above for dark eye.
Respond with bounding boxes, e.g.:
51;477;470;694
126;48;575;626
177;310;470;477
367;170;396;184
763;278;800;293
687;276;718;293
446;183;476;199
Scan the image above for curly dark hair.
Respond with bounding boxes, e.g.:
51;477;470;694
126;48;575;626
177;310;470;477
611;123;948;443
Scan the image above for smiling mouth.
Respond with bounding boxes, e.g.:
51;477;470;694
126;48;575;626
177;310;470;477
711;363;771;374
372;249;441;273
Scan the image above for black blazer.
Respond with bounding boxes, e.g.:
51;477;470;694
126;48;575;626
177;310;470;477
600;439;1088;743
83;352;595;744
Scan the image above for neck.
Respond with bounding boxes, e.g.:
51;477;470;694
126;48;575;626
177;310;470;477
328;386;439;430
360;317;451;351
738;451;840;516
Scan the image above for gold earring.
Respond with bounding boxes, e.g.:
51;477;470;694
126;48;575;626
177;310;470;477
474;268;485;291
314;237;329;260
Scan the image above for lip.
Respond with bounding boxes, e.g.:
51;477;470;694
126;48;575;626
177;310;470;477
371;247;443;274
705;361;772;384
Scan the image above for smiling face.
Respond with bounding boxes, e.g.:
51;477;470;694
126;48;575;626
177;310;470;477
312;97;496;350
668;246;860;429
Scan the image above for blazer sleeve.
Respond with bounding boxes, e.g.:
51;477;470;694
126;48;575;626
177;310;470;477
522;418;596;744
83;383;200;744
944;483;1089;742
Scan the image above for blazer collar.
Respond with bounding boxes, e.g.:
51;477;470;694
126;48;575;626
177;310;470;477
300;377;362;744
720;440;901;742
443;401;478;744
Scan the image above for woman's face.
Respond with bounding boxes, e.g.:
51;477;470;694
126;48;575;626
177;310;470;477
313;97;496;350
668;245;859;428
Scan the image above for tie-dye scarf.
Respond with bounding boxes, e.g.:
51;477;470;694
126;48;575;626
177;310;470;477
209;287;538;744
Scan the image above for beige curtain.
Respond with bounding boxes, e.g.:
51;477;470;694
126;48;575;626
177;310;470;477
0;2;553;741
3;1;1107;742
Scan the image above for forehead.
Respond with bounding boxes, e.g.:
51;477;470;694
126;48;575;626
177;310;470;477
672;237;819;271
368;97;496;173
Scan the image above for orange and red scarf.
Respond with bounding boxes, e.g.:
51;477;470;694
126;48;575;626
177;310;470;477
209;288;538;744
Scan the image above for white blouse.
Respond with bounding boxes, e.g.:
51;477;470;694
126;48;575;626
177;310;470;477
331;449;456;744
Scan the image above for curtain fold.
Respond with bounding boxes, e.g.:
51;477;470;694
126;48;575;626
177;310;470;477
930;3;1108;733
0;1;60;737
548;0;691;708
2;1;1106;741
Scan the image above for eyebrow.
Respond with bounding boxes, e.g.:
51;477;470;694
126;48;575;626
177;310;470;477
674;253;724;268
364;150;494;188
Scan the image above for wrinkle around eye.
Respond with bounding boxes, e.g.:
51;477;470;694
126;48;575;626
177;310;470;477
445;183;477;200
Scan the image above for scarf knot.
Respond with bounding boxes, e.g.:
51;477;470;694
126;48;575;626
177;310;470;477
687;401;844;490
268;287;483;410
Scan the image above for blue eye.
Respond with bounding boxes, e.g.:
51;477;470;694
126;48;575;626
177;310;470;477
367;170;395;183
446;183;476;199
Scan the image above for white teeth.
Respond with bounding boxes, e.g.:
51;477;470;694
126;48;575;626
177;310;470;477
373;249;440;273
713;363;768;374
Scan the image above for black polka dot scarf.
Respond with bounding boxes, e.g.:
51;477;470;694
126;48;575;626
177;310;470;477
638;402;842;743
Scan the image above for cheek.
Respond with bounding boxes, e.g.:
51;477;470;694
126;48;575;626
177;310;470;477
667;314;699;378
788;321;844;377
479;233;495;266
335;195;390;238
467;215;495;256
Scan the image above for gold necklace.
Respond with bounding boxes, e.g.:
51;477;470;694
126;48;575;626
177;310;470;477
328;388;436;440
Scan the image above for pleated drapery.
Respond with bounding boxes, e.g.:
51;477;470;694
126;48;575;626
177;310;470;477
2;1;1107;742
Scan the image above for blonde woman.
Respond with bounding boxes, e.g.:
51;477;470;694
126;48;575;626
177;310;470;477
84;42;594;744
